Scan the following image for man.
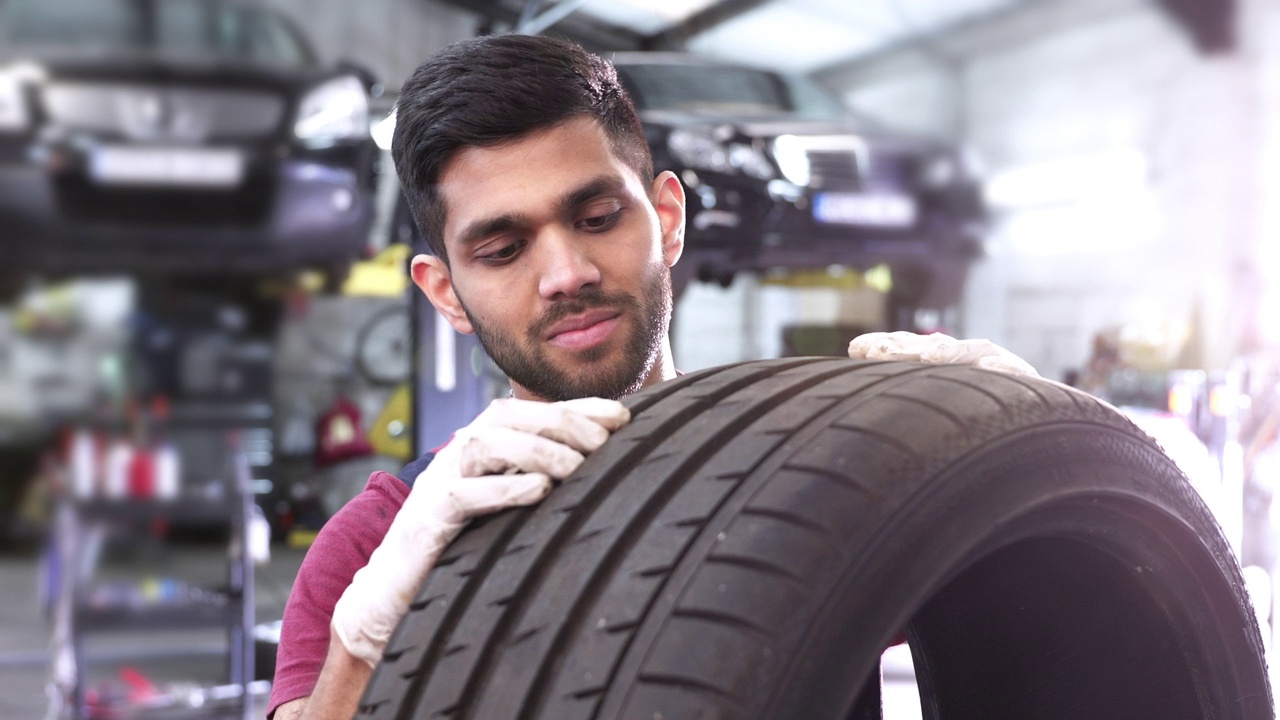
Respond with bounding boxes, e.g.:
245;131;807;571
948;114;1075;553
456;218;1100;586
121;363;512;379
268;33;1034;720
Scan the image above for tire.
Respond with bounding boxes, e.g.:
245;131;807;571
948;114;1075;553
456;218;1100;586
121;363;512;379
359;358;1272;719
355;304;412;386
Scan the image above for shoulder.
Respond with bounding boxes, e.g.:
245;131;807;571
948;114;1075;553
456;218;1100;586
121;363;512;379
326;470;412;533
269;468;417;714
396;451;437;489
284;471;412;614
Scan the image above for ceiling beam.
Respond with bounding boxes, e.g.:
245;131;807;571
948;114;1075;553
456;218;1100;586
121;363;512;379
812;0;1148;79
641;0;774;50
433;0;647;52
438;0;519;30
1157;0;1235;54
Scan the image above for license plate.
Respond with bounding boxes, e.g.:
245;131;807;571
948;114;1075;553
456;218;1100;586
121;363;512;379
813;192;917;228
90;146;244;187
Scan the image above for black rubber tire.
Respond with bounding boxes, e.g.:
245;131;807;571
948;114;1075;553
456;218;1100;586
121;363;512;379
359;358;1272;720
355;304;412;386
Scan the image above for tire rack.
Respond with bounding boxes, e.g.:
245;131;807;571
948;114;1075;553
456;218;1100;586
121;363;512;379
51;426;257;720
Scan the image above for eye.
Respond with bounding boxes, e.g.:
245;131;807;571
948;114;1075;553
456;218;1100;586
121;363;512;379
578;208;623;232
478;240;525;266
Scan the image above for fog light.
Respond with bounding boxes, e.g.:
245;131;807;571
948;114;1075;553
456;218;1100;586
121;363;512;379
331;188;353;212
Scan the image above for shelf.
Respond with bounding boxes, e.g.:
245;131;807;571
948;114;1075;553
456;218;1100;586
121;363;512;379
57;426;258;720
75;599;241;633
85;680;270;720
72;498;239;524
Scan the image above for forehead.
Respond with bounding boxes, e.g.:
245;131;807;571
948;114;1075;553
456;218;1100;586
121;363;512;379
437;117;645;241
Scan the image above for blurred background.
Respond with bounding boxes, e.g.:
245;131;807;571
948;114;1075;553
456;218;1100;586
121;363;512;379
1;0;1278;717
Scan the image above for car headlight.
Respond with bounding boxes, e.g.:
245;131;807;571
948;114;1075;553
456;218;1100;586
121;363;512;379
669;128;731;173
729;142;775;180
370;107;396;151
0;62;44;132
294;75;369;143
669;129;775;180
772;134;811;186
922;154;958;188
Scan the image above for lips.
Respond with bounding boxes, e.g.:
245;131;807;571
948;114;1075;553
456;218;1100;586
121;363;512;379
545;309;621;351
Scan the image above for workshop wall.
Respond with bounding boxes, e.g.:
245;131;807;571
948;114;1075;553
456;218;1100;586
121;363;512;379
820;0;1278;381
272;294;408;521
261;0;478;92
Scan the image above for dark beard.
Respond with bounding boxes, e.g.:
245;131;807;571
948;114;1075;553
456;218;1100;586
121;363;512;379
461;264;672;401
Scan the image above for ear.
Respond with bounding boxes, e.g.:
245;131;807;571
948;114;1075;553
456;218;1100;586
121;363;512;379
651;170;686;268
410;254;475;335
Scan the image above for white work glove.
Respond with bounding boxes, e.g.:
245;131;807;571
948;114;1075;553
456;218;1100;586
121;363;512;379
332;396;630;666
848;331;1039;378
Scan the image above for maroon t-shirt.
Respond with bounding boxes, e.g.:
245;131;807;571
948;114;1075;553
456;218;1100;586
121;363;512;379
267;470;409;717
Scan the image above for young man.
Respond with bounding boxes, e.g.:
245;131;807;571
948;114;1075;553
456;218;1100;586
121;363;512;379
268;34;1034;720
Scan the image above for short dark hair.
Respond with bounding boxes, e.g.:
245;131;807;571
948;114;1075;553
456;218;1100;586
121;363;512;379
391;34;654;263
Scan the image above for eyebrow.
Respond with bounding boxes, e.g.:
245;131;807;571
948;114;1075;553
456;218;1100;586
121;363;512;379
453;174;629;249
560;175;627;212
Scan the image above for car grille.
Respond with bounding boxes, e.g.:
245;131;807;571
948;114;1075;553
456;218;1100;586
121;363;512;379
807;147;919;190
55;175;275;227
779;135;920;191
861;149;918;190
806;150;859;188
41;83;285;141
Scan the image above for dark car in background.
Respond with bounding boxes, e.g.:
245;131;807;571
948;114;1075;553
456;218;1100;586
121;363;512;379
0;0;379;281
611;52;986;310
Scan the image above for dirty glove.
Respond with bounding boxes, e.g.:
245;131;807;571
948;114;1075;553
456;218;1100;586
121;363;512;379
848;331;1039;378
331;396;630;666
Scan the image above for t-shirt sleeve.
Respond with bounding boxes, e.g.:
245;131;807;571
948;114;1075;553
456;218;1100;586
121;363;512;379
266;471;409;717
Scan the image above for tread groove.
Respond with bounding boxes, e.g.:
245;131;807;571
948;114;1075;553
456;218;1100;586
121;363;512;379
827;420;917;458
604;618;642;634
671;606;774;640
568;685;606;700
503;543;534;557
572;527;607;546
932;373;1012;414
738;505;833;540
637;672;745;709
634;564;676;579
705;552;807;586
781;461;872;497
880;391;968;432
408;595;442;611
511;626;541;645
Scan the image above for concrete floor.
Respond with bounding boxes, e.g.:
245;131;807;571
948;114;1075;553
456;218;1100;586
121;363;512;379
0;543;306;720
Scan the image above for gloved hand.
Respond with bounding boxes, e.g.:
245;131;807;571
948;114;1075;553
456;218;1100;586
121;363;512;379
332;396;630;666
848;331;1039;378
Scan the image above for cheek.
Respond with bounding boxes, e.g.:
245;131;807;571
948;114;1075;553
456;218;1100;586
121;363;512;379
619;216;666;267
457;280;525;328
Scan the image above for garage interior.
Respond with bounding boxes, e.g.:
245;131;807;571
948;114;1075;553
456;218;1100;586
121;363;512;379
1;0;1278;717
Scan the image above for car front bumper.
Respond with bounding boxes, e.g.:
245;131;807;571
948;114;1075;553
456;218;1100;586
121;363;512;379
677;171;986;307
0;139;375;277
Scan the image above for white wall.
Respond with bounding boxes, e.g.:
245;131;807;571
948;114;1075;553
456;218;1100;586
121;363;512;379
263;0;478;91
820;0;1279;381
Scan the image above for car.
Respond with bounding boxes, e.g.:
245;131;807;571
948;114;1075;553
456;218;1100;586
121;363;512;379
0;0;379;282
610;52;987;310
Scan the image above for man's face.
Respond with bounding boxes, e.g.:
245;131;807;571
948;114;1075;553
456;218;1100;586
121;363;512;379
413;116;685;401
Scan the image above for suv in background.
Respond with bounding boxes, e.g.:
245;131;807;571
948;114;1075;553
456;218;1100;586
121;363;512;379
0;0;379;282
612;52;986;310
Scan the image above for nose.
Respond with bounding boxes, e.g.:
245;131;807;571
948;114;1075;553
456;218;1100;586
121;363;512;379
536;230;602;299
